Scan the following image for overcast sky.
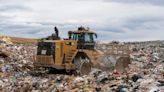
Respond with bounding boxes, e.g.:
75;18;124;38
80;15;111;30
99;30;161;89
0;0;164;42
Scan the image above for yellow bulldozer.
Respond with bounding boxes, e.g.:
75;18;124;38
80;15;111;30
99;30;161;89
33;26;130;75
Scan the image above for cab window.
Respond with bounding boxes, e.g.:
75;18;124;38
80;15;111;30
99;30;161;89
84;33;93;42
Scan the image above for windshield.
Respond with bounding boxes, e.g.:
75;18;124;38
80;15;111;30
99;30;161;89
71;34;83;40
70;33;94;42
84;33;93;42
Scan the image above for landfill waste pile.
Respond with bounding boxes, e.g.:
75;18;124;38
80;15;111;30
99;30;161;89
0;39;164;92
0;40;37;91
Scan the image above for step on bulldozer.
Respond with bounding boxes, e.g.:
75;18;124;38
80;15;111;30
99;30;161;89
33;26;130;75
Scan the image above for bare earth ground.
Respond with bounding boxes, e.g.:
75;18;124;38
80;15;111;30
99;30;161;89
0;36;37;44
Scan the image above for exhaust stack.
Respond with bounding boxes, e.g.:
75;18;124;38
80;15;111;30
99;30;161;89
54;26;59;38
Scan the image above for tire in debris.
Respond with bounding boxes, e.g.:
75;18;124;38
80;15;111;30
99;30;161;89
73;57;92;75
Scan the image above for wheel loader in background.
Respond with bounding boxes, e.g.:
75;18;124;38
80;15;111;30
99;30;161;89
33;26;130;75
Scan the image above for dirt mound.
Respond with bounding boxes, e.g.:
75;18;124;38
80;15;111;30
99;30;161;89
0;35;37;44
10;37;37;43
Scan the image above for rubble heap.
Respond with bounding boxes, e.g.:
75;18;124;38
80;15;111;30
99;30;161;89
0;40;164;92
0;40;36;91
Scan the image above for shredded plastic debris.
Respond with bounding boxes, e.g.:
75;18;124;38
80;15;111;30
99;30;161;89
0;40;164;92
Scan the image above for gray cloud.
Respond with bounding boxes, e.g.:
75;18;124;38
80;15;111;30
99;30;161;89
107;0;164;6
0;21;51;38
122;16;164;30
0;5;30;11
88;14;164;41
0;19;79;38
0;0;164;41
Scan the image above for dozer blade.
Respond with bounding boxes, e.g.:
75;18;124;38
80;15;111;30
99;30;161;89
115;56;130;73
94;55;130;73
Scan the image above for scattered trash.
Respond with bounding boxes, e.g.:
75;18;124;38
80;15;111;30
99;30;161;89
131;74;142;82
116;85;129;92
0;39;164;91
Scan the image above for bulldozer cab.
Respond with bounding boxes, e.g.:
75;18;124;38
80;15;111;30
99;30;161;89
68;27;97;49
